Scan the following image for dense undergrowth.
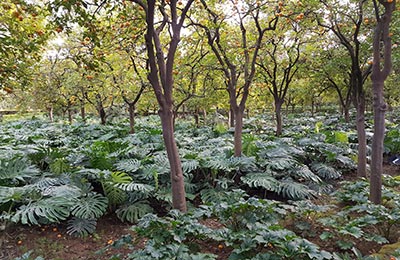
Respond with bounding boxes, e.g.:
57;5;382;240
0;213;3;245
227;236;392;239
1;112;400;259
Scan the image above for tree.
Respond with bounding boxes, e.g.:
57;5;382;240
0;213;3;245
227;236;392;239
0;1;48;93
314;0;374;178
132;0;195;212
194;0;278;156
256;14;307;136
370;0;396;204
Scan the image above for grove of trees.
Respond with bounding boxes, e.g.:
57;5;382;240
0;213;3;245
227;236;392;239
1;0;400;257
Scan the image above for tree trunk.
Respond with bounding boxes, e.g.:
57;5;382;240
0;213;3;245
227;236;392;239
356;95;367;178
344;106;350;123
68;109;73;124
80;104;86;122
233;109;244;157
48;106;54;122
369;0;394;204
98;107;106;125
275;99;283;136
229;107;235;128
128;104;135;134
194;107;199;127
311;98;315;117
370;80;386;204
159;109;187;212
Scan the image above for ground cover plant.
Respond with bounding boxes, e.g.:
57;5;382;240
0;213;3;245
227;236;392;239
1;113;400;259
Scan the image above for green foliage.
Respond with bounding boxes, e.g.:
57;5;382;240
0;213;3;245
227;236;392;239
242;133;259;157
384;128;400;154
12;196;75;225
311;162;342;180
325;131;349;144
71;193;108;219
13;251;45;260
112;198;331;260
318;176;400;248
0;157;40;184
114;159;141;173
66;217;97;237
28;146;66;171
115;202;153;223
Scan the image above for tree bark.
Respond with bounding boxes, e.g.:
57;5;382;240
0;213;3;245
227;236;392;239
128;103;135;134
48;106;54;122
68;109;73;124
369;0;394;204
233;109;244;157
80;105;86;122
137;0;194;212
275;99;283;136
159;109;187;211
356;96;367;178
98;105;106;125
370;80;385;204
229;107;235;128
344;107;350;123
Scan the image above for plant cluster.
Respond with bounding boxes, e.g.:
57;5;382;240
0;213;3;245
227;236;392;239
107;196;332;260
3;113;400;259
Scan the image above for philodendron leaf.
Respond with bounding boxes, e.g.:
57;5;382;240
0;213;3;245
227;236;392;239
71;193;108;219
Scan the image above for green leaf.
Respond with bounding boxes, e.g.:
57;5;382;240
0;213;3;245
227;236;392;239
320;231;333;240
12;197;74;225
116;202;153;223
336;240;354;250
71;193;108;219
114;159;141;173
241;172;279;191
66;217;97;237
311;162;342;180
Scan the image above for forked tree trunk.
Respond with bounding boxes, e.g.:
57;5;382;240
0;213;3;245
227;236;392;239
138;0;194;212
370;0;394;204
159;109;187;211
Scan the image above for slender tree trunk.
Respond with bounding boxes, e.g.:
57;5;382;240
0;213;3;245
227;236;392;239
48;106;54;122
68;109;73;124
80;105;86;122
275;99;283;136
233;109;244;157
98;106;106;125
356;95;367;177
229;107;235;128
128;104;135;134
344;106;350;123
370;80;386;203
159;109;187;211
369;0;394;204
311;98;315;117
194;107;199;127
